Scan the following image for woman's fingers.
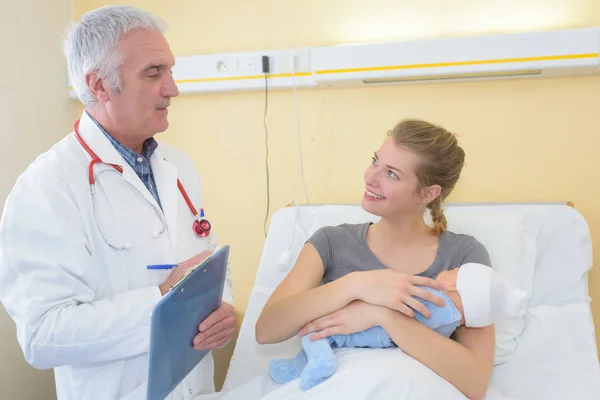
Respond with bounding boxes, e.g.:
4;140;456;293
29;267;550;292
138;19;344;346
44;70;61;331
309;327;339;341
408;275;445;291
300;314;335;336
403;296;432;319
393;301;416;318
409;286;446;308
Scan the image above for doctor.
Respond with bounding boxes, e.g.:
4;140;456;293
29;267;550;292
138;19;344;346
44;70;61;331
0;5;235;400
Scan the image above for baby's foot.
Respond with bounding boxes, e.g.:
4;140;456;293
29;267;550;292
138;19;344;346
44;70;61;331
299;335;336;390
269;350;308;384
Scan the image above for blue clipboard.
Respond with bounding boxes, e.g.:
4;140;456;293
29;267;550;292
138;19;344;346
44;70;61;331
146;245;229;400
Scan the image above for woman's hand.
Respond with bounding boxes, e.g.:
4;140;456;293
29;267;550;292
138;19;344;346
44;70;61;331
347;269;447;319
298;300;386;341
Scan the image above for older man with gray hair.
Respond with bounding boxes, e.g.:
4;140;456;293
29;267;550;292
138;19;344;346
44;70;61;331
0;5;235;400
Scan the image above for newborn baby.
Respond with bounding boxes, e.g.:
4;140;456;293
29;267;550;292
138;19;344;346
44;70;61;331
269;263;528;391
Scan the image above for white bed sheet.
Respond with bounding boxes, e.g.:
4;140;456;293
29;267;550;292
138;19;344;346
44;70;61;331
217;203;600;399
489;303;600;399
203;348;470;400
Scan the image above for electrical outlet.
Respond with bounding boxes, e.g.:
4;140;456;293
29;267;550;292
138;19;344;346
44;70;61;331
242;58;256;71
216;60;227;72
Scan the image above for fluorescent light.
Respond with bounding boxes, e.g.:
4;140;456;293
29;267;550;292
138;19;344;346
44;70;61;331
362;69;542;84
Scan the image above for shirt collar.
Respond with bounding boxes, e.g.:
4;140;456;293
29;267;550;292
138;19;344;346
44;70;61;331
85;110;159;162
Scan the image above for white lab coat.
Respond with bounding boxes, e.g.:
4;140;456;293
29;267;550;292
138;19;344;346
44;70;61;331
0;112;233;400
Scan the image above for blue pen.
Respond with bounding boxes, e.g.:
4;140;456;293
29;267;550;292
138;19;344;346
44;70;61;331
147;264;178;270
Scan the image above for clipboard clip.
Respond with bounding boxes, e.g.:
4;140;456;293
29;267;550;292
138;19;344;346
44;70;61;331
169;253;213;292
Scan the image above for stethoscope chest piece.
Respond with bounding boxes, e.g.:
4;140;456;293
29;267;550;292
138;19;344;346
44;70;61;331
193;208;211;237
193;218;211;237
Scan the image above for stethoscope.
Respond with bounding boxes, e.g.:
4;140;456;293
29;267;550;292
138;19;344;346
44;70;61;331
73;119;211;250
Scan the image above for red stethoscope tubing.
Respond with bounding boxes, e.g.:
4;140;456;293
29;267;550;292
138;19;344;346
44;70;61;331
73;119;210;237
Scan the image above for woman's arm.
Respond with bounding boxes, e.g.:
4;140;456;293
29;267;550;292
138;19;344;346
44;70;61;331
380;310;495;400
256;236;447;345
255;243;356;344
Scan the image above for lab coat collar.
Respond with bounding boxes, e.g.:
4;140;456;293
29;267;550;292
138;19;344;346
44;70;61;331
76;111;129;168
150;149;179;249
75;111;179;247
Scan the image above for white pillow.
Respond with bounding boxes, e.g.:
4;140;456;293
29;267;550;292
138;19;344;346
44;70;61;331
527;205;593;308
432;206;541;362
443;207;539;291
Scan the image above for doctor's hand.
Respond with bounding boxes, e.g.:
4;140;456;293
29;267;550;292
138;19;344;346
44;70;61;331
193;302;236;350
159;250;213;296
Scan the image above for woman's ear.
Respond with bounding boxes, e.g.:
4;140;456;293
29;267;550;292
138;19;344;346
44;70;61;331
421;184;442;206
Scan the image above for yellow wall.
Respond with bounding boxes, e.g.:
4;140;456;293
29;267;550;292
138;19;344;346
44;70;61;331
74;0;600;388
0;1;79;399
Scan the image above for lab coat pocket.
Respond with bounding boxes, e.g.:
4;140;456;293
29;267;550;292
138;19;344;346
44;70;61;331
182;354;216;399
118;381;147;400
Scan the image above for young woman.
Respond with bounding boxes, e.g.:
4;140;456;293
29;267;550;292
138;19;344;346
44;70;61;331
256;119;494;400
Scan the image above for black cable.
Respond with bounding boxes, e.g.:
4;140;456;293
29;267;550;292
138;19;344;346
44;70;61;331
263;73;270;238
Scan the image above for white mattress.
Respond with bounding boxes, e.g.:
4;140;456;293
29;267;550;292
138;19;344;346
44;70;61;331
213;203;600;400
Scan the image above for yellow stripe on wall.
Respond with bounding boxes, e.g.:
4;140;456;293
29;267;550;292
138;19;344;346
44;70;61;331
175;71;312;84
315;53;599;75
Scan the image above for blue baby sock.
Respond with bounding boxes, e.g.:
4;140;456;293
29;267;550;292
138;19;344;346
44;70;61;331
269;349;308;384
299;335;337;390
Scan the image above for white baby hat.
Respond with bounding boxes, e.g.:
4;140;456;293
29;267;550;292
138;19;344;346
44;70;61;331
456;263;529;328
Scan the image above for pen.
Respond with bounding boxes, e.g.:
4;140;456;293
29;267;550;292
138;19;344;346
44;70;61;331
147;264;178;270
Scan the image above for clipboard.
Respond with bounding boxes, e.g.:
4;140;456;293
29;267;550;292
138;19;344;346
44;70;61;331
146;245;229;400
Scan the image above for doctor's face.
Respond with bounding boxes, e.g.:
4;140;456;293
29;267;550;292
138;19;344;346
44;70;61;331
106;29;179;139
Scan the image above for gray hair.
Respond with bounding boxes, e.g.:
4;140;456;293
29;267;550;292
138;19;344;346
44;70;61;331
64;5;168;106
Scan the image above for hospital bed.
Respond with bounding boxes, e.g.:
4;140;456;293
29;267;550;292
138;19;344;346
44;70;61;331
212;203;600;399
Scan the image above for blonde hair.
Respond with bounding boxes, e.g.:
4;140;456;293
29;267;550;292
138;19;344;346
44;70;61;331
388;119;465;234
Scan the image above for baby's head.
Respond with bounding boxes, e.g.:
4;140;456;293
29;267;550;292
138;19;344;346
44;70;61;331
457;263;529;328
438;263;529;328
362;119;465;234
